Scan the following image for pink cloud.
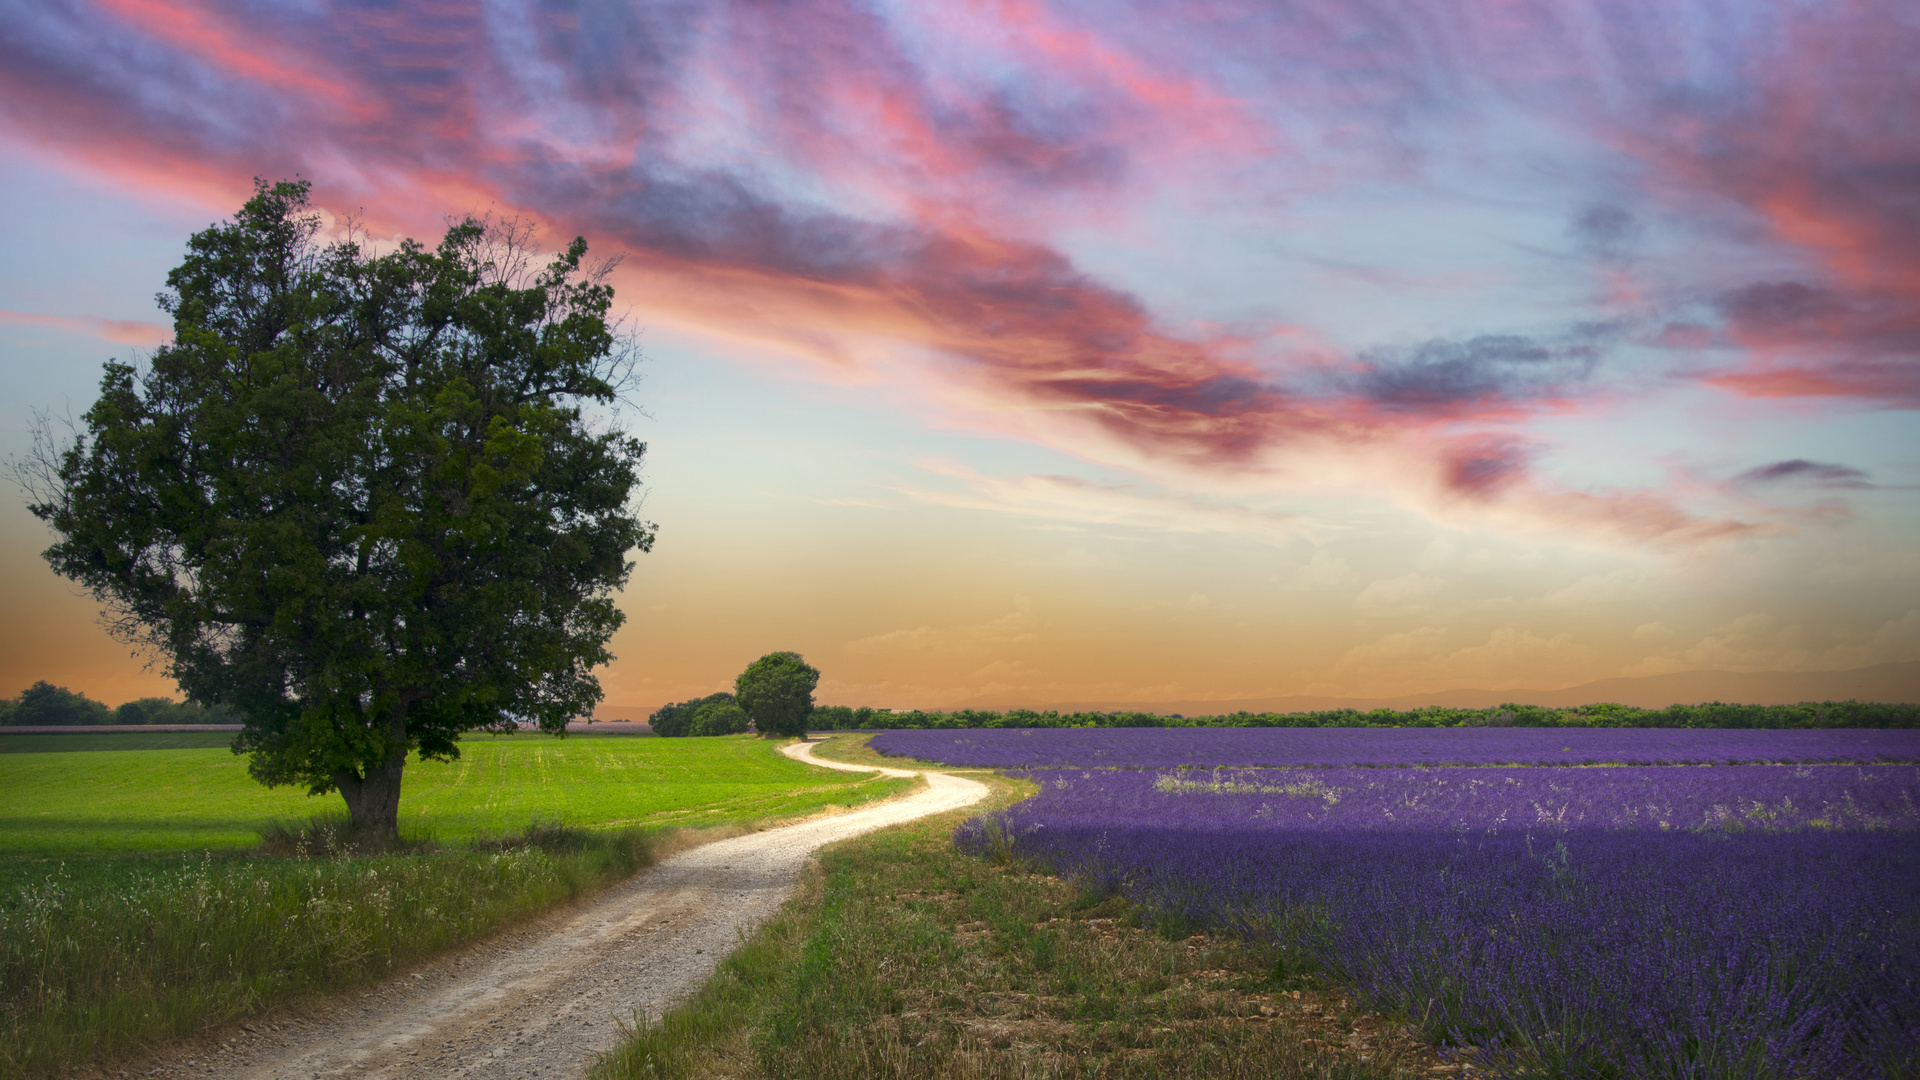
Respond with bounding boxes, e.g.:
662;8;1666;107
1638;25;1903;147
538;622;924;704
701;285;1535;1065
0;308;170;347
1593;6;1920;407
0;0;1896;550
90;0;379;122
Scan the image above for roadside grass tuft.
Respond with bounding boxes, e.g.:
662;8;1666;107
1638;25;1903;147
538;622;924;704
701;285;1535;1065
3;819;650;1079
253;813;436;858
593;773;1447;1080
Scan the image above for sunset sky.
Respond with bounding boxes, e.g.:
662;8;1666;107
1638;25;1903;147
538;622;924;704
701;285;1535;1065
1;0;1916;713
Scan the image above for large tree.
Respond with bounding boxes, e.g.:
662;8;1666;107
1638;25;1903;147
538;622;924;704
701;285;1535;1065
735;652;820;738
25;179;654;834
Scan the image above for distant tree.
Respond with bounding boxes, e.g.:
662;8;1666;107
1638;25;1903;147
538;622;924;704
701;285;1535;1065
111;697;178;726
648;692;735;737
810;704;854;729
690;701;749;736
22;179;654;834
113;697;235;725
5;682;114;726
734;652;819;738
647;701;690;737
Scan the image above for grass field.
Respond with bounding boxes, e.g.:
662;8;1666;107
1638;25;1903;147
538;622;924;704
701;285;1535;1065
0;732;910;862
0;730;236;753
0;731;917;1078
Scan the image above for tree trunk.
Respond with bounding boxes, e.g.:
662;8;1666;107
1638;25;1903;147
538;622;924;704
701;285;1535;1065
333;706;410;836
333;751;406;835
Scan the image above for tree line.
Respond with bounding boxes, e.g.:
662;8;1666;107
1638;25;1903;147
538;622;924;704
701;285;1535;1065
0;682;236;726
797;699;1918;730
650;652;820;737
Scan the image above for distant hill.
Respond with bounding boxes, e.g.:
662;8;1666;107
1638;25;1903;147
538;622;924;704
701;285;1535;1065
1034;660;1920;715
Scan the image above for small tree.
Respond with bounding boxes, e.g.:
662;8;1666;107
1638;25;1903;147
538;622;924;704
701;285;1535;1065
734;652;819;738
23;179;654;834
648;692;735;737
691;701;749;736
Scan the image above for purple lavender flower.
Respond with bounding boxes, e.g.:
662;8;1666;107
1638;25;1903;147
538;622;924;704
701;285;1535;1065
956;764;1920;1078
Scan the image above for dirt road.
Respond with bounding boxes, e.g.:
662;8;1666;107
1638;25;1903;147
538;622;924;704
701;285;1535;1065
144;740;984;1080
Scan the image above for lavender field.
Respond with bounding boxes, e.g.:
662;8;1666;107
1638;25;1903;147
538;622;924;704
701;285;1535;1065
943;736;1920;1078
875;725;1920;769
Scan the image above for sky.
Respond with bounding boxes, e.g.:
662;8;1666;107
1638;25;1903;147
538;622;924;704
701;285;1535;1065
0;0;1916;713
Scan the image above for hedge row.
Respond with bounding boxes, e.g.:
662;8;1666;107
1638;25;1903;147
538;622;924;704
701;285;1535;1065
807;699;1918;730
0;683;235;727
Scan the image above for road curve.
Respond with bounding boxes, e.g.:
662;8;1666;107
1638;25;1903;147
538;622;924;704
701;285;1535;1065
157;739;987;1080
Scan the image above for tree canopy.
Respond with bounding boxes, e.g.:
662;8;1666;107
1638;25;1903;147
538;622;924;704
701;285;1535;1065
25;179;654;832
735;652;819;738
691;700;750;736
1;682;113;726
648;692;735;737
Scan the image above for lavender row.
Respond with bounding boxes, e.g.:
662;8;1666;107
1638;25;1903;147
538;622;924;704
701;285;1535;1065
1025;763;1920;834
956;765;1920;1078
875;725;1920;768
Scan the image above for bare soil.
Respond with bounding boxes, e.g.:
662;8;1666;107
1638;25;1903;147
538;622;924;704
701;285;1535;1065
119;741;984;1080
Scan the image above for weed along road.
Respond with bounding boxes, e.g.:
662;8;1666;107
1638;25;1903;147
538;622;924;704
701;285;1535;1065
153;740;986;1080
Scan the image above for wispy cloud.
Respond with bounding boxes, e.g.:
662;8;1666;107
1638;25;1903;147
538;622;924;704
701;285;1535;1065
0;0;1908;551
844;598;1038;657
1355;573;1446;610
0;308;169;347
1623;609;1920;676
1336;626;1594;690
893;460;1309;541
1733;460;1874;490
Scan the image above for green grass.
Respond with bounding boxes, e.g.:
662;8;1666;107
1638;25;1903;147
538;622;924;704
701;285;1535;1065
805;731;950;770
0;733;920;1078
593;759;1440;1080
0;730;236;753
1;822;655;1080
0;734;911;862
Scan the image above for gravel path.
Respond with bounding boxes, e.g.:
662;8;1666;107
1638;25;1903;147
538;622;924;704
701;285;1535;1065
137;740;985;1080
